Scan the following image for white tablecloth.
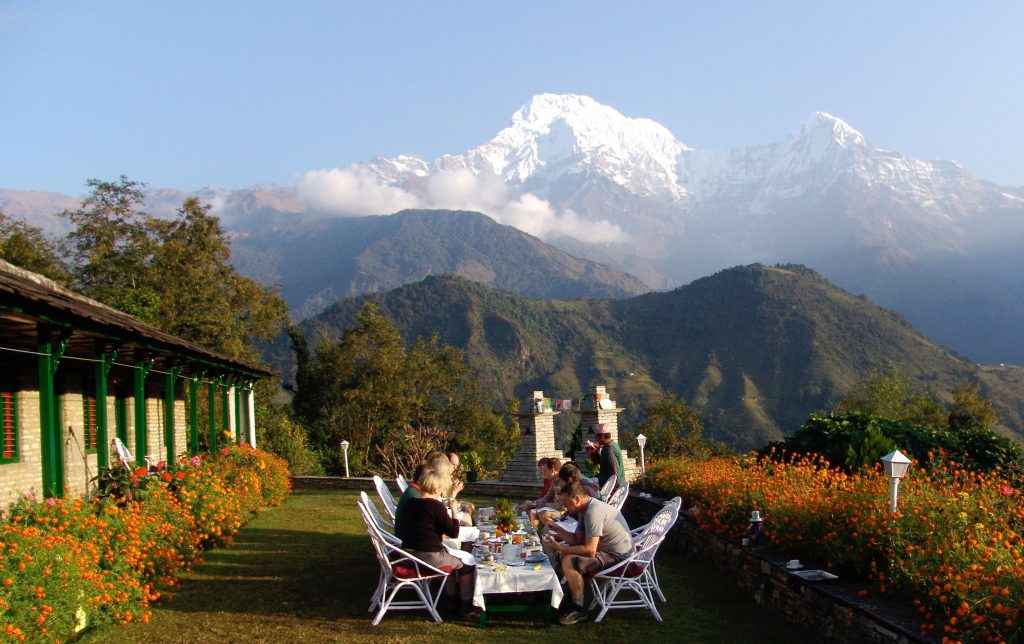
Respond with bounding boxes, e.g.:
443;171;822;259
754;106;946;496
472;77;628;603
472;560;564;610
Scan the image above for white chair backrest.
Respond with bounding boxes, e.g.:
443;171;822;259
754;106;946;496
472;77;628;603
373;475;399;520
358;499;447;577
395;474;409;493
608;482;630;512
112;437;134;468
360;491;399;543
599;476;617;500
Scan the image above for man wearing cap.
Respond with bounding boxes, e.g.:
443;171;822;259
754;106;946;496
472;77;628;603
588;424;626;489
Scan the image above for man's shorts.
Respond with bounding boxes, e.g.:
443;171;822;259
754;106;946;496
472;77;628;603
571;550;620;576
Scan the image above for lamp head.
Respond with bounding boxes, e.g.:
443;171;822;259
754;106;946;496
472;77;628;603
636;433;647;448
341;440;350;450
880;449;911;479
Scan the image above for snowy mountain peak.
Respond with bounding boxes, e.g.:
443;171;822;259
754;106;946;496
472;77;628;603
794;112;869;151
458;93;689;199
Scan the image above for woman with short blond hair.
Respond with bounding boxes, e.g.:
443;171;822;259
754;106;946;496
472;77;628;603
397;464;479;618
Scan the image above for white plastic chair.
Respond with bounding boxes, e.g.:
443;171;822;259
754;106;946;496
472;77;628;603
359;491;398;542
607;482;630;512
373;475;399;521
599;475;618;501
629;496;681;602
589;497;680;622
395;474;409;493
111;437;156;470
357;499;451;625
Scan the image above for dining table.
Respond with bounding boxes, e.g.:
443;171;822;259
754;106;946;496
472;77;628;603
472;553;564;627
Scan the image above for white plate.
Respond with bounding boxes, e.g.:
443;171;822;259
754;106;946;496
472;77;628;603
525;554;547;563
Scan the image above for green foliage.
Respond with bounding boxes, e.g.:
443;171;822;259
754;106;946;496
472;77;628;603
292;303;516;477
632;393;708;457
948;381;1000;432
253;389;324;476
59;178;287;362
0;210;69;282
766;410;1024;476
836;364;947;432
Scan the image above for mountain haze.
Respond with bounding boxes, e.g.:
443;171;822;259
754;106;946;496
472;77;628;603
293;265;1024;451
230;209;649;319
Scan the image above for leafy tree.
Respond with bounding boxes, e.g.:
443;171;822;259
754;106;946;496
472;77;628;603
0;210;69;282
947;382;999;433
836;364;946;431
291;304;516;476
151;196;286;361
632;393;707;457
60;178;286;361
60;176;163;321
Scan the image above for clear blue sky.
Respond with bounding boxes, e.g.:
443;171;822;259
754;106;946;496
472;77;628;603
2;1;1022;195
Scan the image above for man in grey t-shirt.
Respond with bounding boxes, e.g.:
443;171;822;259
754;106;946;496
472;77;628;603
547;480;632;625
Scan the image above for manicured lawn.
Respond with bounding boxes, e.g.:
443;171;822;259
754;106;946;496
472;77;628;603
80;489;811;643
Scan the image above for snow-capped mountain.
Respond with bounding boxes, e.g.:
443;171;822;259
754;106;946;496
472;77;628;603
4;93;1024;364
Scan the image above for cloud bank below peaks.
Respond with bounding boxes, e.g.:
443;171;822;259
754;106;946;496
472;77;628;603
297;166;626;245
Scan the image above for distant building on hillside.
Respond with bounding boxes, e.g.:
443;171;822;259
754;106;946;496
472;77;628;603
0;260;271;506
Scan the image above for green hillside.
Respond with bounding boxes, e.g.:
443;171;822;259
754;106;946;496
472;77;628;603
294;264;1022;450
231;208;650;319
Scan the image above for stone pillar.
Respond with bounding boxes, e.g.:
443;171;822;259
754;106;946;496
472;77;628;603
574;385;639;482
499;391;567;483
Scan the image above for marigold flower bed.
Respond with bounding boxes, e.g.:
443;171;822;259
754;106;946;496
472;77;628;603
0;445;290;643
647;452;1024;643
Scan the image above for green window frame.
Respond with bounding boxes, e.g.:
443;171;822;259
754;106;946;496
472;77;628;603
1;390;18;464
83;394;98;454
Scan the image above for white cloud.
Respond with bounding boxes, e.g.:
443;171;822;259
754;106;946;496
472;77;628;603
296;166;627;245
297;167;420;215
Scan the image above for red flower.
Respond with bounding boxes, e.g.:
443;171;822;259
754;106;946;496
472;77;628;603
134;467;148;478
175;471;186;481
160;473;173;483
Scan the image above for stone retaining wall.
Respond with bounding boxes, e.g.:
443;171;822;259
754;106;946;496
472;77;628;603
290;476;543;500
624;494;934;644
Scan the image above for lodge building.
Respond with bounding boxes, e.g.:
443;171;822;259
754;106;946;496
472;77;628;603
0;259;272;507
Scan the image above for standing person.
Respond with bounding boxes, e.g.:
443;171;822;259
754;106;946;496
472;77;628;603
396;469;479;619
546;481;633;625
589;424;626;489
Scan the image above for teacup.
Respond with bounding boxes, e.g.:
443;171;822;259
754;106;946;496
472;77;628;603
786;559;801;569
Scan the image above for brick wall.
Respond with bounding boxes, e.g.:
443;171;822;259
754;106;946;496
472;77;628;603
0;389;44;508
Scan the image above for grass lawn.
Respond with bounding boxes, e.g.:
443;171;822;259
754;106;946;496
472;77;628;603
79;489;812;643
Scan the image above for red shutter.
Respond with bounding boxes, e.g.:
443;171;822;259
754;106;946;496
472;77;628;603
87;396;97;450
2;392;14;459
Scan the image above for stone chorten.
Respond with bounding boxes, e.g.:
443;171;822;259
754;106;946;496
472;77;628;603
499;391;567;483
574;385;638;482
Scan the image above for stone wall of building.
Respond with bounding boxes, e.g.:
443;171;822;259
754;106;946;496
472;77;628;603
0;389;44;508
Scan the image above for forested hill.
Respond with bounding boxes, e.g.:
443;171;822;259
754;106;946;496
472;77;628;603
230;208;649;319
294;264;1024;450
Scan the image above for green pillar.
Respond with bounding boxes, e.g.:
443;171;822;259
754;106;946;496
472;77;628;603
221;378;231;442
208;378;218;453
94;344;118;469
38;327;69;498
188;375;201;456
134;354;153;466
163;367;181;464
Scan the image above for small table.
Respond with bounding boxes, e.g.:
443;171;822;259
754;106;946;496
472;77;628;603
472;558;564;627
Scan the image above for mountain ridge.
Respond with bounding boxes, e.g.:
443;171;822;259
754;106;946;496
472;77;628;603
289;264;1024;451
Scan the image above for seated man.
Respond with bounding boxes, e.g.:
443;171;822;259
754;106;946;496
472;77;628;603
546;480;633;625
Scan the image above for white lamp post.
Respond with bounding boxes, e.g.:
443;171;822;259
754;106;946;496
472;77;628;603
880;449;911;513
341;440;350;478
636;433;647;487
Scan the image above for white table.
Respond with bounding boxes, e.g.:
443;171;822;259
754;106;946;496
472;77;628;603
472;558;564;622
